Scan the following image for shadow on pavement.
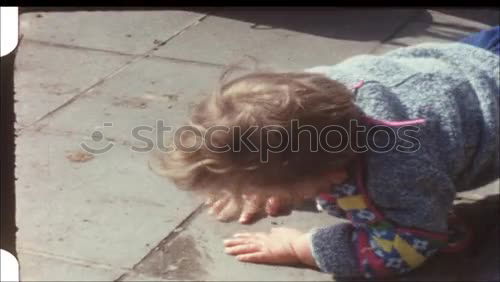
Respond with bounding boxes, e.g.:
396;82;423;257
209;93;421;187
19;8;498;44
203;8;499;43
400;194;499;281
20;7;428;42
192;7;430;42
434;8;500;26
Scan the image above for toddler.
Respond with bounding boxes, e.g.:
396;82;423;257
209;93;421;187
154;26;499;279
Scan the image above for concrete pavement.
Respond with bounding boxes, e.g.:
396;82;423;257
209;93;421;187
14;8;499;281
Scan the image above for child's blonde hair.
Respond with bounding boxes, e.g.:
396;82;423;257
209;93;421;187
153;70;364;197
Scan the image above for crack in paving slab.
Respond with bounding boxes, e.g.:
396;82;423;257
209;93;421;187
19;247;132;272
132;234;207;280
25;38;229;69
115;204;206;281
17;126;138;151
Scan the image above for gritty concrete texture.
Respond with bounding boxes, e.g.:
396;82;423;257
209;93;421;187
15;131;201;270
14;41;132;128
14;8;500;281
18;252;122;281
32;57;222;144
20;10;207;55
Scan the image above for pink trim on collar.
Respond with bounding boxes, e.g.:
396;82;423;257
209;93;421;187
362;116;426;127
351;80;427;126
352;80;365;89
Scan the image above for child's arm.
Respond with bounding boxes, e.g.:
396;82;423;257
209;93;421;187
225;187;454;277
307;164;456;278
225;222;449;279
225;160;457;278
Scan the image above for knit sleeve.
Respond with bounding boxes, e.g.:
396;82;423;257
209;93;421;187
309;219;449;279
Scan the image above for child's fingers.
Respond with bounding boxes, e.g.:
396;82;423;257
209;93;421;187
239;192;265;223
216;197;241;222
233;232;267;239
223;238;252;247
204;194;217;206
225;244;261;255
233;232;254;238
209;195;230;215
239;209;260;224
236;252;268;263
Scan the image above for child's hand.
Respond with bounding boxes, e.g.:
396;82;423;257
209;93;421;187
205;170;347;224
206;191;294;224
206;191;242;222
223;227;304;265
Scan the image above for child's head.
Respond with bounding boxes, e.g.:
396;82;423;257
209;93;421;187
154;71;364;200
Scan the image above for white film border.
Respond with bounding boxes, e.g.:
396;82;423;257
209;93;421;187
0;249;19;282
1;6;19;57
0;5;20;282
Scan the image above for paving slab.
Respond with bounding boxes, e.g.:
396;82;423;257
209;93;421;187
20;10;206;55
18;252;122;281
15;129;201;278
14;40;133;128
34;57;223;144
120;208;341;281
152;8;421;70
